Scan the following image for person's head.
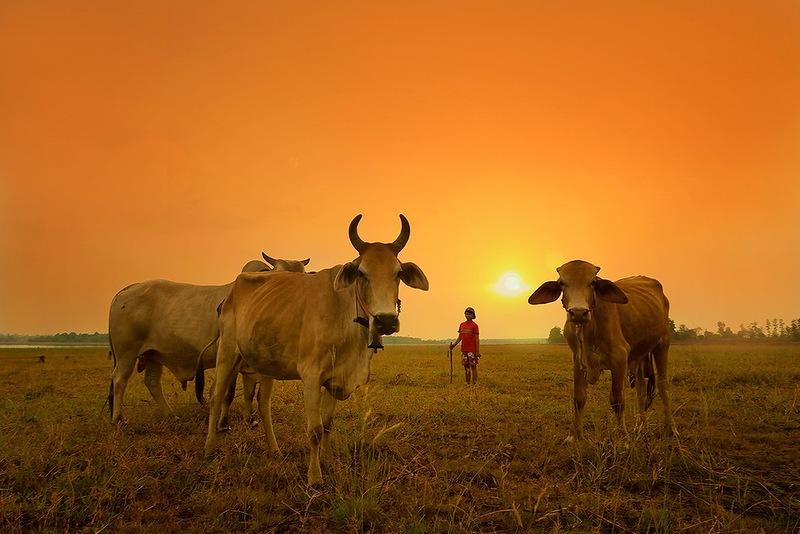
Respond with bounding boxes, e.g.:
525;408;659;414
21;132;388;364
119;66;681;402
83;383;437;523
464;307;476;320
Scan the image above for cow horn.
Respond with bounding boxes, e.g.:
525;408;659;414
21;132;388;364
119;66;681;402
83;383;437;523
348;214;367;253
261;252;276;266
391;214;410;252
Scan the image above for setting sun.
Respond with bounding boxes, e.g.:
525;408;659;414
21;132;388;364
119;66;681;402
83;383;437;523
493;272;530;297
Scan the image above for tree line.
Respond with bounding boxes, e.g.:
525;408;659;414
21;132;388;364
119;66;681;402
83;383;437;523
0;332;109;344
547;318;800;343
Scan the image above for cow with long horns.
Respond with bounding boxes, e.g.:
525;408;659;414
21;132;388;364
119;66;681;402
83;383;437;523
204;215;429;486
528;260;675;440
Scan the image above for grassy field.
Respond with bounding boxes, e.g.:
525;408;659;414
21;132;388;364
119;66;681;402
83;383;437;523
1;344;798;532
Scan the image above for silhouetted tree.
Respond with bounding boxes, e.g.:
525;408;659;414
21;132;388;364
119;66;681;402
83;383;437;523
716;321;734;338
547;327;566;343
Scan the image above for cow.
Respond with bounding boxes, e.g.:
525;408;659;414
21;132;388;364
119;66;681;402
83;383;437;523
528;260;675;440
203;215;429;486
107;254;309;424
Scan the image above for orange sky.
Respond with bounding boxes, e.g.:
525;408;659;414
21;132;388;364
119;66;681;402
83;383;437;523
1;1;799;338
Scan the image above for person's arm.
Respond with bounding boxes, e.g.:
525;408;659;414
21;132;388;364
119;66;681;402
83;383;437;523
450;332;463;350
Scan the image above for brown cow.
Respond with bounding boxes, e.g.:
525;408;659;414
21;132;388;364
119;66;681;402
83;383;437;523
528;260;675;440
108;255;309;424
204;215;429;485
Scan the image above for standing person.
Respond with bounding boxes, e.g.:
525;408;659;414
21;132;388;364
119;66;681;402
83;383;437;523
450;307;481;385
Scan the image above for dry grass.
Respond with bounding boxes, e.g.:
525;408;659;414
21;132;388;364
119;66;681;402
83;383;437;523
1;343;799;532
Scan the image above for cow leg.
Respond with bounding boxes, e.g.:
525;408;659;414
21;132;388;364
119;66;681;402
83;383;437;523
242;373;259;426
257;377;279;453
218;371;238;431
143;361;173;416
569;361;588;441
302;380;324;486
111;352;137;424
204;335;239;457
320;388;338;456
633;358;648;430
609;358;628;434
652;342;676;437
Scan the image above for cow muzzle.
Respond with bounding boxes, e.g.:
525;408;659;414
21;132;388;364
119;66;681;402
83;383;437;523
373;313;399;335
567;307;590;324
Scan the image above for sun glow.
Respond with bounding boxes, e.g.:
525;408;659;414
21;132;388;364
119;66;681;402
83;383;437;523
492;272;530;297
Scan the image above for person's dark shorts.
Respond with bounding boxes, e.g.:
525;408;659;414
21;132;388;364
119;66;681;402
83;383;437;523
461;352;480;367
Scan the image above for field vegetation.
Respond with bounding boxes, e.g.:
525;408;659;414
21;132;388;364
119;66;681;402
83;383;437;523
1;344;798;532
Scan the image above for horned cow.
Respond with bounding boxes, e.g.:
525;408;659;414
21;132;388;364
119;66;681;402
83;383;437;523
204;215;429;486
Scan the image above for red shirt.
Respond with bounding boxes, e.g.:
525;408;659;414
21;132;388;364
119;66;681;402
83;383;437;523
458;321;479;353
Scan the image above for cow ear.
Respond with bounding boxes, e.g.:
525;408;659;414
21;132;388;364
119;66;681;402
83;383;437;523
594;278;628;304
334;262;360;290
301;258;310;266
400;262;429;291
528;281;561;305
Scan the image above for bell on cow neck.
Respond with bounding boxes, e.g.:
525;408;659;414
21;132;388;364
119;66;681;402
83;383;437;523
368;332;384;351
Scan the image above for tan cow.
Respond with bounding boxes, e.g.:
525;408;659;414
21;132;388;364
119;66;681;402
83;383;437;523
204;215;429;486
528;260;675;440
108;254;309;424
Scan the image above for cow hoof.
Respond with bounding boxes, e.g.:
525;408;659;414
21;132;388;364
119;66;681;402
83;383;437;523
218;425;231;434
204;442;218;459
247;415;260;428
113;417;129;428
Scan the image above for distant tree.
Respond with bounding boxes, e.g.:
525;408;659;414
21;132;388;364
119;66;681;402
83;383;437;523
547;327;565;344
668;319;676;337
749;321;765;339
716;321;734;338
736;323;747;338
789;319;800;342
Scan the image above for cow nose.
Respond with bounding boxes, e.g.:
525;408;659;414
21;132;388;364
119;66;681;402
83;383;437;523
568;307;590;323
373;313;399;334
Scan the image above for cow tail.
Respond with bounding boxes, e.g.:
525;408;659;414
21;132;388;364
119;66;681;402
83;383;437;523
107;319;117;421
195;334;219;405
645;352;656;411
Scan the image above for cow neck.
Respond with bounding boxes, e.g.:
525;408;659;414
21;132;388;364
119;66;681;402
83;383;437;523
574;324;589;378
573;315;602;379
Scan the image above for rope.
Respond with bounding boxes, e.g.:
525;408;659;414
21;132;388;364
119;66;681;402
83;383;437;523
575;324;588;380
